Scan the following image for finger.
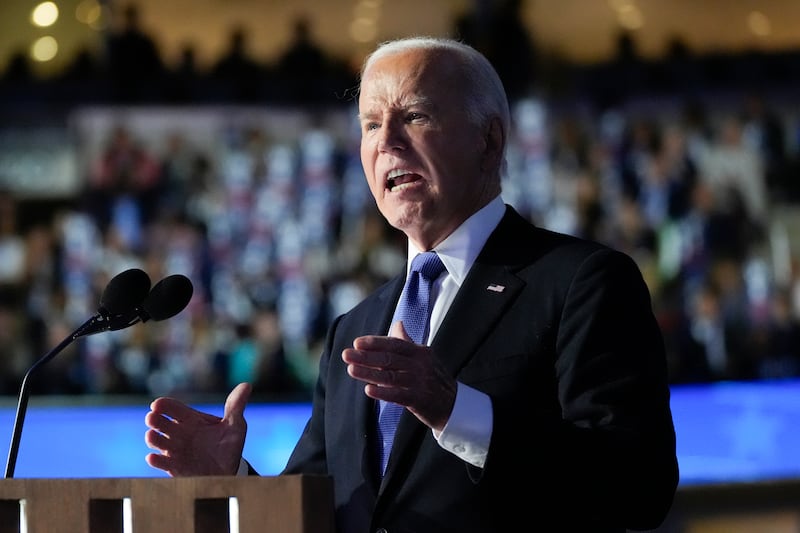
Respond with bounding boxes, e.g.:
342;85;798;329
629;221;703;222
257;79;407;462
145;452;176;475
347;360;417;391
224;382;252;422
389;320;412;340
144;428;172;451
144;410;182;435
353;332;419;355
364;382;409;405
342;346;392;370
149;397;204;422
346;362;390;384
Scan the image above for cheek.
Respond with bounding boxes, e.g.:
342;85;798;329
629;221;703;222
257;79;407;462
359;139;370;167
360;144;375;180
429;139;475;179
360;148;384;199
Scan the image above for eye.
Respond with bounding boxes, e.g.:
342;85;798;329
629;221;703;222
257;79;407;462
363;121;380;132
407;112;426;123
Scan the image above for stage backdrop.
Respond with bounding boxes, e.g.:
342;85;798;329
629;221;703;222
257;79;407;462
2;379;800;485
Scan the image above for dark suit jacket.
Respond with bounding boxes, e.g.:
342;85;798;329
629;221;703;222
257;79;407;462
281;205;679;532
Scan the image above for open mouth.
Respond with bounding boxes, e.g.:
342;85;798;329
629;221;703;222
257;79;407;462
386;169;420;191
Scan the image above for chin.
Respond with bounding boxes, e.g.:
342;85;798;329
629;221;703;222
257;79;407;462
388;204;421;229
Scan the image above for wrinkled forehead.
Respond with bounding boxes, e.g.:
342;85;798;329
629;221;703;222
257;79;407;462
358;49;461;113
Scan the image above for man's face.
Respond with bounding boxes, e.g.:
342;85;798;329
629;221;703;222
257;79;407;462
358;48;491;250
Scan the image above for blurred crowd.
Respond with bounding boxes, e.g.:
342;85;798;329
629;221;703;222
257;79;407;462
2;3;800;401
0;5;358;109
4;2;800;110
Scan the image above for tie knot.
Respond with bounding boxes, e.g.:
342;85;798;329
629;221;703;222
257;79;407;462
410;252;445;281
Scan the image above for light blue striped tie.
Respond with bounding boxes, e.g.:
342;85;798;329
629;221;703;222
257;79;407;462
376;251;445;476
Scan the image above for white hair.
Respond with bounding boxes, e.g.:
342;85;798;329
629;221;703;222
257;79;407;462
361;36;511;148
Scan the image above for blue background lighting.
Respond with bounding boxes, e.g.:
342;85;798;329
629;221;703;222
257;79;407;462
2;380;800;485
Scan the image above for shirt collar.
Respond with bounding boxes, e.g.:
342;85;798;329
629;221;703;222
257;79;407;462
405;195;505;285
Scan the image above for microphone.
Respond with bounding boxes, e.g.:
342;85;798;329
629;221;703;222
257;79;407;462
4;268;152;478
106;273;194;331
142;274;194;321
73;267;153;337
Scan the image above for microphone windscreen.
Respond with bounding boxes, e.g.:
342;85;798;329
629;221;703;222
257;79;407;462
100;268;152;315
143;274;194;321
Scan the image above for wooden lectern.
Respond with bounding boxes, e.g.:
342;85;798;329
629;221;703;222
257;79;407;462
0;474;333;533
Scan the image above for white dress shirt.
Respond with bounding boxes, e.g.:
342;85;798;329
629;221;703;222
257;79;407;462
399;195;505;468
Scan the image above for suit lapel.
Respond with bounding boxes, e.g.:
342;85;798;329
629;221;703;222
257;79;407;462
432;262;523;373
381;264;522;488
381;208;528;486
435;206;530;371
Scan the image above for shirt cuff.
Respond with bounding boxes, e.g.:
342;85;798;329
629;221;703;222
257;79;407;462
236;457;249;476
434;382;492;468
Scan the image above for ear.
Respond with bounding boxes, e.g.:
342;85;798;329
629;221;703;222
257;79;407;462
481;116;505;173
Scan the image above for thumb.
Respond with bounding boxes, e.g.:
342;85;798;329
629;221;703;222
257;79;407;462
389;320;413;341
223;382;252;422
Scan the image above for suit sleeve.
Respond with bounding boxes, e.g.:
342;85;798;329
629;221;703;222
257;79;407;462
280;315;343;476
485;247;679;530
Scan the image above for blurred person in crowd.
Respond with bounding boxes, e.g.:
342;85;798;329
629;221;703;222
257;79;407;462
455;0;538;101
209;24;266;103
677;271;756;383
655;280;709;384
0;190;26;292
631;122;699;244
30;314;84;394
58;46;104;102
668;179;752;293
226;306;307;400
605;195;657;262
274;15;332;104
20;223;59;364
679;99;713;163
697;114;768;242
751;290;800;379
617;116;660;204
660;36;703;94
104;3;165;102
569;168;607;243
144;37;678;532
0;49;38;104
164;43;204;103
0;50;34;84
0;298;31;395
86;123;164;244
740;92;789;202
155;131;204;218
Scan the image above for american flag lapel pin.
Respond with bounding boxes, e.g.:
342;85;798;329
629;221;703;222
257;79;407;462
486;283;505;293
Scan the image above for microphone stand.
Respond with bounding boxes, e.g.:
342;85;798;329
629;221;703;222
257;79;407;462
4;313;111;478
3;270;188;478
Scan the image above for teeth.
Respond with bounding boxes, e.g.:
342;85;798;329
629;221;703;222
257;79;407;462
387;169;411;179
386;169;411;190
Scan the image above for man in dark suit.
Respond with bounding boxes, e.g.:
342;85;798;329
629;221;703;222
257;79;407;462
145;37;679;532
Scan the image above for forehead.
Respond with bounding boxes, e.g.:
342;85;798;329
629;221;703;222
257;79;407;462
358;49;461;113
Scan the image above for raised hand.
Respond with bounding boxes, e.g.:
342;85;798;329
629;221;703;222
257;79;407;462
342;321;457;432
144;382;252;476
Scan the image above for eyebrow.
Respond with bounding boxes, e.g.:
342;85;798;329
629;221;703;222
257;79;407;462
358;96;435;121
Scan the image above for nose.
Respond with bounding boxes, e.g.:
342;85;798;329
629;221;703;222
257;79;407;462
377;118;406;153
